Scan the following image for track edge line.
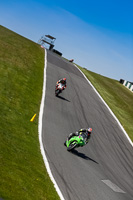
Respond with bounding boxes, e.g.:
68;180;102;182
38;49;65;200
74;64;133;147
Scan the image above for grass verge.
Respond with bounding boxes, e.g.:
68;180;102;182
0;25;60;200
77;66;133;142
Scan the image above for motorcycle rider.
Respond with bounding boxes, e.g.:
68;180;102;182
56;78;67;90
64;128;92;146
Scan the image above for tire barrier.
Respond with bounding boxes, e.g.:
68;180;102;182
53;49;62;56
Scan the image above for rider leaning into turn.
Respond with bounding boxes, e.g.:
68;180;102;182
64;128;92;146
56;78;67;90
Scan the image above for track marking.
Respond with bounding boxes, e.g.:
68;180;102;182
74;64;133;147
38;49;65;200
102;180;125;193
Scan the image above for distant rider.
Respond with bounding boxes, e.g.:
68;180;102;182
64;128;92;146
56;78;67;90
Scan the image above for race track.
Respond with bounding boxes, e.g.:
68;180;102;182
41;50;133;200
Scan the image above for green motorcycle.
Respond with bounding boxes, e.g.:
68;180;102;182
65;133;87;151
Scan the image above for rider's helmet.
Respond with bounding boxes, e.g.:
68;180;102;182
87;128;92;136
62;78;66;84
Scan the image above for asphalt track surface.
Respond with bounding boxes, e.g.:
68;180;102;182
42;50;133;200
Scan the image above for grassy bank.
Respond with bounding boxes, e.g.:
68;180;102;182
77;66;133;142
1;24;132;200
0;25;60;200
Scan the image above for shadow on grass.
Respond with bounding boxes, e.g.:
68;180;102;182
71;149;99;164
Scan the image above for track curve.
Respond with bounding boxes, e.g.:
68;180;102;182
42;50;133;200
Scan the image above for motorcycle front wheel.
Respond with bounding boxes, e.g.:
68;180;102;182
55;89;61;96
67;143;78;151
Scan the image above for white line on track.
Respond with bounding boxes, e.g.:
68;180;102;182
38;49;65;200
38;51;132;200
74;64;133;147
102;180;125;193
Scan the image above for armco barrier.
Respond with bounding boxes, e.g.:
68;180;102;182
120;79;133;92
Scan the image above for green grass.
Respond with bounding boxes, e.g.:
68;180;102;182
0;24;133;200
0;25;60;200
77;66;133;142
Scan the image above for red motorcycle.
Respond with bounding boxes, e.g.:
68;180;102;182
55;83;65;96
